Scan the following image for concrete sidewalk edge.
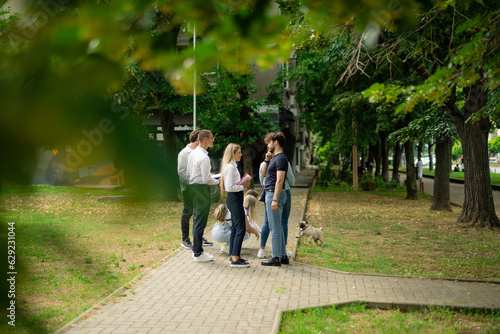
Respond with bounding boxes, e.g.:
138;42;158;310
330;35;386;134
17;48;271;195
55;247;185;334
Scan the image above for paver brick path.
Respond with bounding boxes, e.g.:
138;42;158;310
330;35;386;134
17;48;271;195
59;187;500;334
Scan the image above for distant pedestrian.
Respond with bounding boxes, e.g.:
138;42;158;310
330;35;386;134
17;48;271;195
220;143;251;268
416;158;423;181
260;132;289;266
177;130;199;250
187;130;219;262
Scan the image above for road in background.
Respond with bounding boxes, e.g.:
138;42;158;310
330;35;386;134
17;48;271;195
398;173;500;211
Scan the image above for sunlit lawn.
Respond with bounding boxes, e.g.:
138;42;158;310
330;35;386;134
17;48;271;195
0;186;187;333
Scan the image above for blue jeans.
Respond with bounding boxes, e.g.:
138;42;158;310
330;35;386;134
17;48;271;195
265;190;287;258
261;189;291;248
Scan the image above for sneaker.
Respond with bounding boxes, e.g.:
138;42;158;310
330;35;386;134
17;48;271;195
202;238;213;246
257;249;266;258
220;243;229;254
261;257;281;266
193;252;214;262
230;258;250;268
181;240;193;250
286;249;293;257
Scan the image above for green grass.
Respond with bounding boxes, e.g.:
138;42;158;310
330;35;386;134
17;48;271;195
422;168;500;185
287;183;500;333
280;302;500;334
0;185;187;333
302;184;499;280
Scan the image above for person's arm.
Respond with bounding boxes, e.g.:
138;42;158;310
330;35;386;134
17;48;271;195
271;170;286;211
201;156;219;185
261;151;273;178
245;215;260;239
223;165;244;192
177;152;188;182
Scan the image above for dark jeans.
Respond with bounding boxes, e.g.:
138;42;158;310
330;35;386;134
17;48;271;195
190;184;211;257
227;191;245;257
181;188;193;242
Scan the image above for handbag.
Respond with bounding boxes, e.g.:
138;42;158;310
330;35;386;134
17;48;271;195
258;188;265;202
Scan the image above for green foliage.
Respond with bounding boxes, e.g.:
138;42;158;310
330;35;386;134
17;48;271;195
319;165;333;187
488;136;500;155
200;66;278;151
452;141;463;160
363;2;499;114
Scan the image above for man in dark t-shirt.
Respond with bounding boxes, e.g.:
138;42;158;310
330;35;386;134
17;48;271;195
260;132;289;266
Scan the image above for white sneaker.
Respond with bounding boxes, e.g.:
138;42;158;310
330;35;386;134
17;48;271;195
193;252;214;262
286;249;293;257
220;244;229;254
257;249;266;258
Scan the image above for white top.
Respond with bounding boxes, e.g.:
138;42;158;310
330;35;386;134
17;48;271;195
223;163;244;193
187;146;219;186
177;144;194;191
417;160;423;179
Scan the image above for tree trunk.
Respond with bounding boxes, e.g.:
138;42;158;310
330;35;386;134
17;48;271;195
431;135;451;211
159;109;180;201
380;132;389;182
374;139;381;177
392;141;402;184
404;140;418;200
417;141;424;158
236;78;255;188
241;143;254;188
446;83;499;228
428;141;434;172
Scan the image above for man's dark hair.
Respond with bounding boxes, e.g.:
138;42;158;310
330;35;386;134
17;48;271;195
189;130;199;143
265;132;286;148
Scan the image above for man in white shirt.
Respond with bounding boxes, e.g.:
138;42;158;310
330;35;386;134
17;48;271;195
187;130;219;262
177;130;199;250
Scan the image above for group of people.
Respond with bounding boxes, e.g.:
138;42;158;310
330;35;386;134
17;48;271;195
177;129;294;268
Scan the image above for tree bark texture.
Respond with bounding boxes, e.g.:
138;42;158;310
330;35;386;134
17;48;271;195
431;135;452;211
236;80;255;188
446;83;499;228
428;141;434;172
380;132;389;182
392;141;402;184
404;140;418;200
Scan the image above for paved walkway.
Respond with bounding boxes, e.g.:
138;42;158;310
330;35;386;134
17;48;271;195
59;170;500;334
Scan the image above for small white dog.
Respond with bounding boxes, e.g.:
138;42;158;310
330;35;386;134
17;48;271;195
296;221;324;246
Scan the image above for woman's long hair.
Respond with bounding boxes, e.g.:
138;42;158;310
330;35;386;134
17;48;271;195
243;195;257;224
220;143;241;197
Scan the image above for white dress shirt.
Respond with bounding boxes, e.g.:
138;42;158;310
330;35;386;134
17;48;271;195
177;144;194;191
187;146;219;186
223;163;244;193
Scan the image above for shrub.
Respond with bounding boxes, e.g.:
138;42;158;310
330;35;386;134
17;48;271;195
360;178;376;191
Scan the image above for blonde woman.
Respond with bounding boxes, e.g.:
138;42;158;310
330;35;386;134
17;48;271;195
220;143;251;268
